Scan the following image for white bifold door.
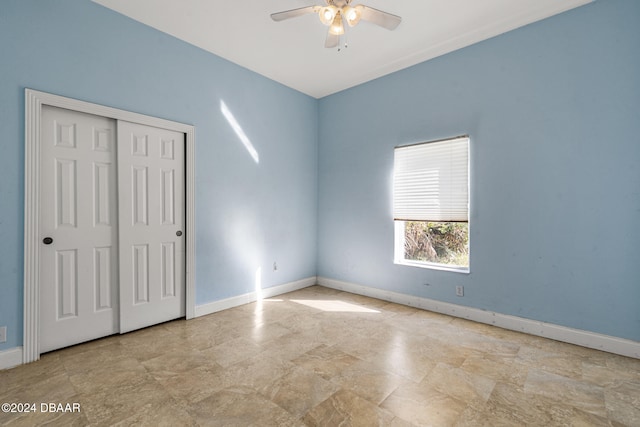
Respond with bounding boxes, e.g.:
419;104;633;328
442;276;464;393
39;106;185;353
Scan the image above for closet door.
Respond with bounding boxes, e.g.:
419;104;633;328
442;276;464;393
117;120;185;333
39;106;119;353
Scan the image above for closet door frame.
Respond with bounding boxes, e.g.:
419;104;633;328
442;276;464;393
23;88;196;363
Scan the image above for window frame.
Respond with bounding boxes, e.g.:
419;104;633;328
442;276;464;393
392;135;470;273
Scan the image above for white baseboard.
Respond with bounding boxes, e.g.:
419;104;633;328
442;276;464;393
317;277;640;359
194;276;317;318
0;347;23;370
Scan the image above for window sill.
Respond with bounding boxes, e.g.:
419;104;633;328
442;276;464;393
394;259;470;274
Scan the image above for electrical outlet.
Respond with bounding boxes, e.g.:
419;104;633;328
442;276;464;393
455;286;464;297
0;326;6;343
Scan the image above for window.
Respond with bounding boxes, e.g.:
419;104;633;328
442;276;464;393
393;136;470;272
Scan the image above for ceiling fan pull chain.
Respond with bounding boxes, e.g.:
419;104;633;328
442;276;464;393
338;26;348;52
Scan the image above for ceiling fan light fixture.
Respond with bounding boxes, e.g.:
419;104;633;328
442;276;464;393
271;2;401;49
343;5;363;27
328;12;345;35
319;6;337;25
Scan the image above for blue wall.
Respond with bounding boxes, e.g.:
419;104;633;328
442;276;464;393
317;0;640;341
0;0;318;351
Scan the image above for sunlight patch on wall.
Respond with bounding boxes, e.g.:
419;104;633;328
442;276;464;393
255;266;263;299
220;99;259;164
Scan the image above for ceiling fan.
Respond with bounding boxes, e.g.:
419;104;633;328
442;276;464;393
271;0;402;48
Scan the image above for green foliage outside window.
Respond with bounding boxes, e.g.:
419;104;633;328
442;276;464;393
404;221;469;267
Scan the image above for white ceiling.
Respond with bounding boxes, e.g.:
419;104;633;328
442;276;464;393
92;0;592;98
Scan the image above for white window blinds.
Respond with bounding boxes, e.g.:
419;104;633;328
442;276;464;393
393;136;469;222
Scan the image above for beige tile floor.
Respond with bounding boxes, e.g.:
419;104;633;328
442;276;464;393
1;285;639;426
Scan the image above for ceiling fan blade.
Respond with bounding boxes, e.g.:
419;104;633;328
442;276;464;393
325;30;339;48
271;6;319;22
360;6;402;30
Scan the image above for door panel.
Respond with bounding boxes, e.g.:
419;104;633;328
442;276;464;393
161;242;176;298
40;106;119;353
117;121;185;333
55;159;77;227
94;246;114;310
94;162;112;226
56;249;78;318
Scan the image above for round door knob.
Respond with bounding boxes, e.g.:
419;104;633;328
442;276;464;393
176;231;183;237
43;237;53;245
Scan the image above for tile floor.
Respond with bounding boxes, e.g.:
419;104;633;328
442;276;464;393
1;285;639;426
